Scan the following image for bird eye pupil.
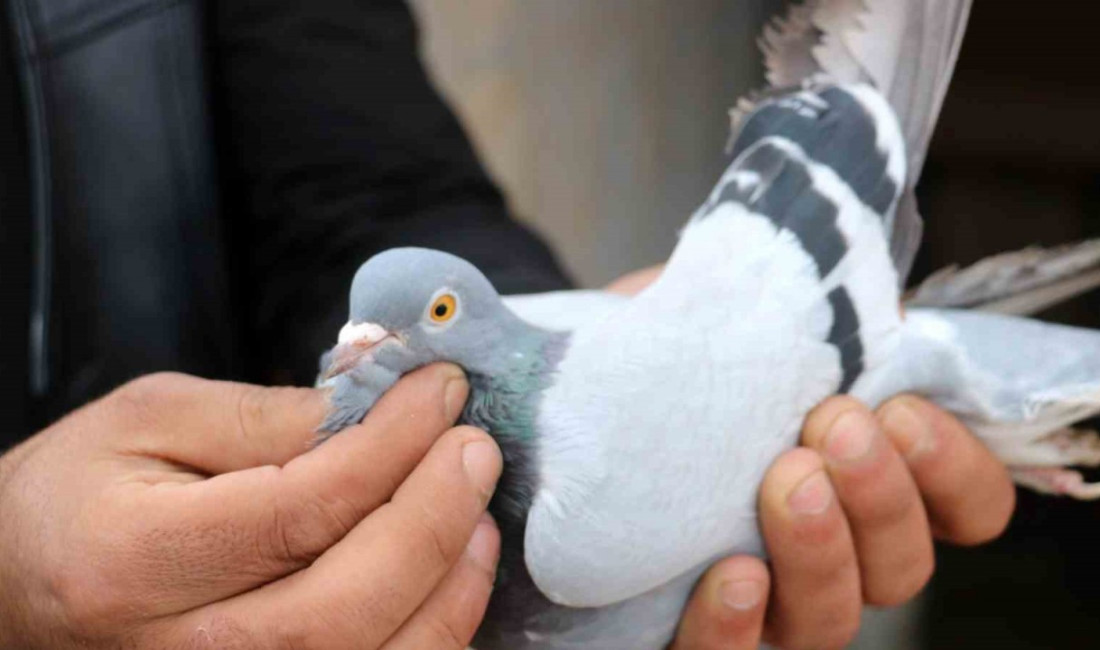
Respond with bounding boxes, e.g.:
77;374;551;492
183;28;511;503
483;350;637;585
429;293;457;323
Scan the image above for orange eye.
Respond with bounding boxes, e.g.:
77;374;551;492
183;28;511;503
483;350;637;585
429;294;457;323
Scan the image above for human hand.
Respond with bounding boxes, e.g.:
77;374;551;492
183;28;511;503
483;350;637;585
606;265;1016;650
670;396;1016;649
0;364;503;649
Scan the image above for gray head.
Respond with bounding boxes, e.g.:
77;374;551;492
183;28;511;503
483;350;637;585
323;247;524;382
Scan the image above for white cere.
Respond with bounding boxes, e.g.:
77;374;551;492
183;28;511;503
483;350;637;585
338;321;389;345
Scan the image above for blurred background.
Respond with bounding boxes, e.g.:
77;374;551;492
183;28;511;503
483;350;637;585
411;0;1100;647
411;0;772;287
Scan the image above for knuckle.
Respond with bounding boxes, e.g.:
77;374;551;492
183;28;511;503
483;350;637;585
938;478;1016;546
236;385;274;442
788;506;847;548
420;613;469;649
865;555;934;607
238;384;310;429
267;490;356;567
118;372;188;403
406;504;459;570
110;372;188;428
848;486;920;531
237;385;317;443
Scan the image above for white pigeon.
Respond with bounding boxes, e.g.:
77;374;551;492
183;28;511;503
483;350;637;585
317;1;1100;647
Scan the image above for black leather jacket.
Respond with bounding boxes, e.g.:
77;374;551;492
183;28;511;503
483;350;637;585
0;0;569;448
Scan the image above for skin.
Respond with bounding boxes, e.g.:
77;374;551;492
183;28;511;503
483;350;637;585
615;266;1017;650
0;266;1015;650
0;365;503;649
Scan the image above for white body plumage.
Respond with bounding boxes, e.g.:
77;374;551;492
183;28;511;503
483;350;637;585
322;1;1100;647
528;121;904;606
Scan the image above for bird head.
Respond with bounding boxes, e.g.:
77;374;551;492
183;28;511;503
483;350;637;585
322;247;514;381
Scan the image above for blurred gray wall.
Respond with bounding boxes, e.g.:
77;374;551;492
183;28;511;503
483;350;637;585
410;0;775;287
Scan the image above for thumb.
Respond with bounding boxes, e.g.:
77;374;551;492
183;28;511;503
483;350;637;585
101;371;330;474
104;364;470;615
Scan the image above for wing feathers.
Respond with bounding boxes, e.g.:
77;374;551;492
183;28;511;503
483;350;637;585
761;2;823;88
745;0;973;285
905;239;1100;315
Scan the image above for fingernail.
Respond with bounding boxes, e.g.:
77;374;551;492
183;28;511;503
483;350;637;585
787;470;833;515
880;400;935;460
719;580;762;611
824;410;876;464
443;371;469;421
465;513;500;574
463;440;502;499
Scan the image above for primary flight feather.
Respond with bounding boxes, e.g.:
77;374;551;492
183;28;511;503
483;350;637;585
316;1;1100;648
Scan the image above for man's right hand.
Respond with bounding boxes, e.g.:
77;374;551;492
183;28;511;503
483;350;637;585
0;364;502;649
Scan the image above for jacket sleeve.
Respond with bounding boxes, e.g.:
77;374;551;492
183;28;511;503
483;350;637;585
209;0;573;384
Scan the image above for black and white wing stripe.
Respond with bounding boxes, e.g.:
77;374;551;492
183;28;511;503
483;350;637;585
695;83;905;392
526;84;906;608
747;0;973;282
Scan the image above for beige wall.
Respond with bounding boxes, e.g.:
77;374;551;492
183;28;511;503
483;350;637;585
410;0;775;287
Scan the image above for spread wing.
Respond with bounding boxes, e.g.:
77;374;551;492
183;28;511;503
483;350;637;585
525;85;907;607
749;0;973;282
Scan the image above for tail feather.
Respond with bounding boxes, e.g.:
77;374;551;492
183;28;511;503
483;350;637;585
856;309;1100;499
904;239;1100;315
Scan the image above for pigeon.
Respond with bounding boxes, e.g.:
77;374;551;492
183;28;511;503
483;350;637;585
317;1;1100;648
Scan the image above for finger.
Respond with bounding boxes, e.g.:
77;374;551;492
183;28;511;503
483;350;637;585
878;396;1016;545
175;426;502;648
109;364;470;616
801;397;934;606
384;514;500;649
103;371;330;473
759;448;861;650
670;556;769;650
604;264;664;295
